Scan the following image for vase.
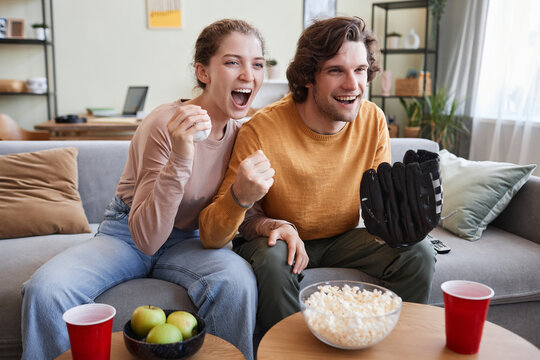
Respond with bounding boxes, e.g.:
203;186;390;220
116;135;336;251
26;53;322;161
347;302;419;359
386;36;400;49
403;126;420;138
267;65;280;80
388;124;399;138
33;28;49;40
27;77;48;94
381;71;392;96
403;28;420;49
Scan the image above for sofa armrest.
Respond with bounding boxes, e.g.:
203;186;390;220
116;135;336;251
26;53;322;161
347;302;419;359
389;138;439;164
491;175;540;245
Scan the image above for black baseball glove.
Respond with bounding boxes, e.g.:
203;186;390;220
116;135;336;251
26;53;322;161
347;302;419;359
360;149;442;248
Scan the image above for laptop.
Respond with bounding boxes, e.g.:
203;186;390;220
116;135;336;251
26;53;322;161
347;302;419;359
121;86;149;117
88;86;149;117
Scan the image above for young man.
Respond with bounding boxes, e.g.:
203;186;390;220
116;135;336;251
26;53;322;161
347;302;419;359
199;16;436;334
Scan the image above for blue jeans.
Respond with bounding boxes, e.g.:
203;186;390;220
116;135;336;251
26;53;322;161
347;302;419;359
21;196;257;360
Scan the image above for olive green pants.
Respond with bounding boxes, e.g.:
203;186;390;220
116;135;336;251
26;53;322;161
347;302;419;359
233;228;436;334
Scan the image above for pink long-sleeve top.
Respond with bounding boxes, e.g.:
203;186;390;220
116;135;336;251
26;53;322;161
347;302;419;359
115;100;240;255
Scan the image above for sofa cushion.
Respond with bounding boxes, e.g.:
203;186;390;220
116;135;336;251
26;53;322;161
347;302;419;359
0;147;91;239
0;224;98;359
429;227;540;306
301;226;540;310
95;278;197;332
439;150;536;241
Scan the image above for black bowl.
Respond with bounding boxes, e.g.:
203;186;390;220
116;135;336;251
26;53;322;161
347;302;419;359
123;310;206;359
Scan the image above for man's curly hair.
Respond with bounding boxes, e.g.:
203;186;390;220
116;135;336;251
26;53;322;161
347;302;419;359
286;16;380;103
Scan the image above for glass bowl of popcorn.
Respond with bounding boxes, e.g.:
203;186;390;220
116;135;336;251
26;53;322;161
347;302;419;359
299;280;402;350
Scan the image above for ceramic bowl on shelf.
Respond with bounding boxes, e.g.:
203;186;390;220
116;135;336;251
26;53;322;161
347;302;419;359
123;310;206;359
299;280;402;350
26;77;47;94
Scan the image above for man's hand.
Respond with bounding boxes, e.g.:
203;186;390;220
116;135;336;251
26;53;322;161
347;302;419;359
167;105;211;159
231;150;275;206
268;224;308;274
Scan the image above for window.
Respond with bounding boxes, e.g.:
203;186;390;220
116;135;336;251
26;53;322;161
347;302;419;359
474;0;540;122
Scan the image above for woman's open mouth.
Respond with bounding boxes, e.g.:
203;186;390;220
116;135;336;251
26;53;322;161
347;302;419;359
231;88;252;107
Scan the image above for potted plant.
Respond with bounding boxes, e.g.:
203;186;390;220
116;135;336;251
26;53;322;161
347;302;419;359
266;59;280;79
429;0;447;26
31;23;49;40
386;31;401;49
399;97;423;137
429;0;447;43
420;88;469;149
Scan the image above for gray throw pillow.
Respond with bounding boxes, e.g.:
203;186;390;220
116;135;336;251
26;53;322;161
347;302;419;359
439;150;536;241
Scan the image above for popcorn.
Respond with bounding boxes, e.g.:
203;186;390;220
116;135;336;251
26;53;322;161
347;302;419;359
302;284;402;348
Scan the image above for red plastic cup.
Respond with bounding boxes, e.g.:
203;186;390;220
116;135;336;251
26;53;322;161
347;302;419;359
62;303;116;360
441;280;494;354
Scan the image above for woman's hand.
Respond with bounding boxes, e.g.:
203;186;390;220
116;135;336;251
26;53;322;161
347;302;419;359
167;105;212;158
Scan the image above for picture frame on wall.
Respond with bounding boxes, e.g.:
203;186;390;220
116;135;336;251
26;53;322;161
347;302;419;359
0;18;8;39
303;0;337;29
146;0;182;29
7;18;25;38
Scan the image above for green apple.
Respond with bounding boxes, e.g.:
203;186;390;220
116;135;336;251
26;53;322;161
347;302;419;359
146;323;183;344
130;305;166;337
167;311;198;340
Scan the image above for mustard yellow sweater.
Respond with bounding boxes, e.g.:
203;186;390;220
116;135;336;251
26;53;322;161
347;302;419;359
199;95;390;247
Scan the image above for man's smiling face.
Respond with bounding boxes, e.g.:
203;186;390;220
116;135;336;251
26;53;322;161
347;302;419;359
306;40;369;124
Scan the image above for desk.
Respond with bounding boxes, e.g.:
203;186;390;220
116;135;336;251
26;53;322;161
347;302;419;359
34;118;139;140
257;303;539;359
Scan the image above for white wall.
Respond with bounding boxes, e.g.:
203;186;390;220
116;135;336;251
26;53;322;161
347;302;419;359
1;0;423;130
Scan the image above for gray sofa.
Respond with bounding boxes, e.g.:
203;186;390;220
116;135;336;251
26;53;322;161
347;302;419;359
1;139;538;358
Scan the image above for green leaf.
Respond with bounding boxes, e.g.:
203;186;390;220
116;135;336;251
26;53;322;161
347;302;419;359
420;87;468;149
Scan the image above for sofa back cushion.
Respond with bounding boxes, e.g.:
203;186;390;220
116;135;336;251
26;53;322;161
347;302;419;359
492;174;540;244
0;138;438;225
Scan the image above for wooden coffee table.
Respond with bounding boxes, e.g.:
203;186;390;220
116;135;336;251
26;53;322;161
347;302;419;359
57;332;244;359
257;302;539;359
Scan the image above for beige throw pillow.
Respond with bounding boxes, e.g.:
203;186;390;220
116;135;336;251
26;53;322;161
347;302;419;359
0;147;91;239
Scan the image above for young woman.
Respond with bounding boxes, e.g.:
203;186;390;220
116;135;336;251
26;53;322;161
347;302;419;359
21;19;266;360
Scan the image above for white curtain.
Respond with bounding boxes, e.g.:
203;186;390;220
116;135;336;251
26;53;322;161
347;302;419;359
437;0;489;117
469;0;540;175
436;0;489;157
